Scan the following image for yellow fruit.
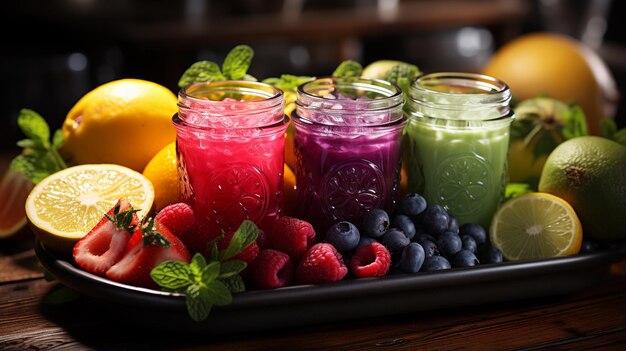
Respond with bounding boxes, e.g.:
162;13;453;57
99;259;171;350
142;142;180;212
284;103;297;170
283;163;298;216
490;192;582;261
362;60;407;79
538;136;626;241
25;164;155;254
0;169;33;238
482;32;618;136
61;78;178;172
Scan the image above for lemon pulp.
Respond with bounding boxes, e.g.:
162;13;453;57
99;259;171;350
489;192;582;261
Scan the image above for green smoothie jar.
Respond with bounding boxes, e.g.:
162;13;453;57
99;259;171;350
404;72;514;229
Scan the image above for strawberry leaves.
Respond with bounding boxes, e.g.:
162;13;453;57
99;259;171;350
150;220;259;321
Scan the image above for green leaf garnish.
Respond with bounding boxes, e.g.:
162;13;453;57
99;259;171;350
10;109;67;184
178;45;258;88
263;74;315;94
222;44;254;80
219;219;259;261
151;220;261;322
601;119;626;147
332;60;363;78
383;63;421;96
505;182;534;201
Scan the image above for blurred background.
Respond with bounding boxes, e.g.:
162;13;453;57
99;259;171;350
1;0;625;154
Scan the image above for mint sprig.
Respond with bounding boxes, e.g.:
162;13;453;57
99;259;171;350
10;109;67;184
332;60;363;78
178;45;257;88
150;219;259;322
602;119;626;147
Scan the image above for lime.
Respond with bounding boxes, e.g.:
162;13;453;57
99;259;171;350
538;136;626;241
490;192;582;261
25;164;155;254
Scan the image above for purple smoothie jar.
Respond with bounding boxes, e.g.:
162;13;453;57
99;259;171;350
292;77;406;235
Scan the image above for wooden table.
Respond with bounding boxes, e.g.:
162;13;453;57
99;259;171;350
2;235;626;350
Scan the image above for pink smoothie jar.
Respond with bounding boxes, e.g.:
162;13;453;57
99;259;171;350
174;81;288;250
292;77;406;235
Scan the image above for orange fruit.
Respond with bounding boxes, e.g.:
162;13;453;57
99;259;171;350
142;142;180;211
283;163;297;216
0;168;34;239
61;79;178;172
482;32;618;136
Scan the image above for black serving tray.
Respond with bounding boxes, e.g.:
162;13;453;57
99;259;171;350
35;239;626;334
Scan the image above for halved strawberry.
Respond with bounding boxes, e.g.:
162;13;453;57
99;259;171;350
105;218;191;289
73;199;139;276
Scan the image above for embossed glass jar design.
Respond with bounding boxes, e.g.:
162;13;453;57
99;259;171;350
292;77;406;234
174;81;288;242
404;72;514;229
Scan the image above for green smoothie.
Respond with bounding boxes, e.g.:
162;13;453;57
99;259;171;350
404;73;514;229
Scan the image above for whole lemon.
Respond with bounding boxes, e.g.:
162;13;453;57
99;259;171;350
482;32;618;136
538;136;626;241
61;79;178;172
142;142;180;212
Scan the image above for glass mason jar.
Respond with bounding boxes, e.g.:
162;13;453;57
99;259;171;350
292;77;406;235
404;72;514;229
174;81;288;248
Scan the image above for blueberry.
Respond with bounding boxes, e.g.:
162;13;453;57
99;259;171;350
480;247;504;264
420;239;440;257
380;228;410;256
357;235;377;249
398;242;425;273
451;250;480;268
580;240;601;253
362;209;390;238
459;223;487;246
399;193;427;217
391;215;416;240
421;204;450;237
461;235;478;254
422;255;451;271
412;225;434;243
447;215;459;234
437;231;462;259
326;221;360;252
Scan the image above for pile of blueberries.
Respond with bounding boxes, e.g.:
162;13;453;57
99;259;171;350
326;193;504;274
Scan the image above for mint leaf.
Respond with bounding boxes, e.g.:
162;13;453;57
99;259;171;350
222;45;254;80
601;119;626;147
220;260;246;278
560;105;588;139
263;74;315;94
17;109;51;148
220;220;259;261
201;261;221;283
186;284;212;322
150;261;193;290
332;60;363;78
505;183;534;201
10;109;67;184
220;275;246;293
178;61;226;88
205;280;232;305
383;63;420;96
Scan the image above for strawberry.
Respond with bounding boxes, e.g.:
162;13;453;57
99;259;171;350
105;217;191;289
73;199;139;276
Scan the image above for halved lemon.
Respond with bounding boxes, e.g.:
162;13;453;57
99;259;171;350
489;192;582;261
25;164;154;254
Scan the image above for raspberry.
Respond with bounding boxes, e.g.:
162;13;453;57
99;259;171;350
155;202;195;237
256;229;269;250
249;249;294;289
268;216;316;261
296;243;348;284
350;242;391;278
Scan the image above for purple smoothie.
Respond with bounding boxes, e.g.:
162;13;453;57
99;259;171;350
292;77;406;235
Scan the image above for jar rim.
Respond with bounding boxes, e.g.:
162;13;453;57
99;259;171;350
412;72;510;97
179;80;284;107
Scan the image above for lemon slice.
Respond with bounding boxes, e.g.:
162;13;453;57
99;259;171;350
489;192;582;261
26;164;155;254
